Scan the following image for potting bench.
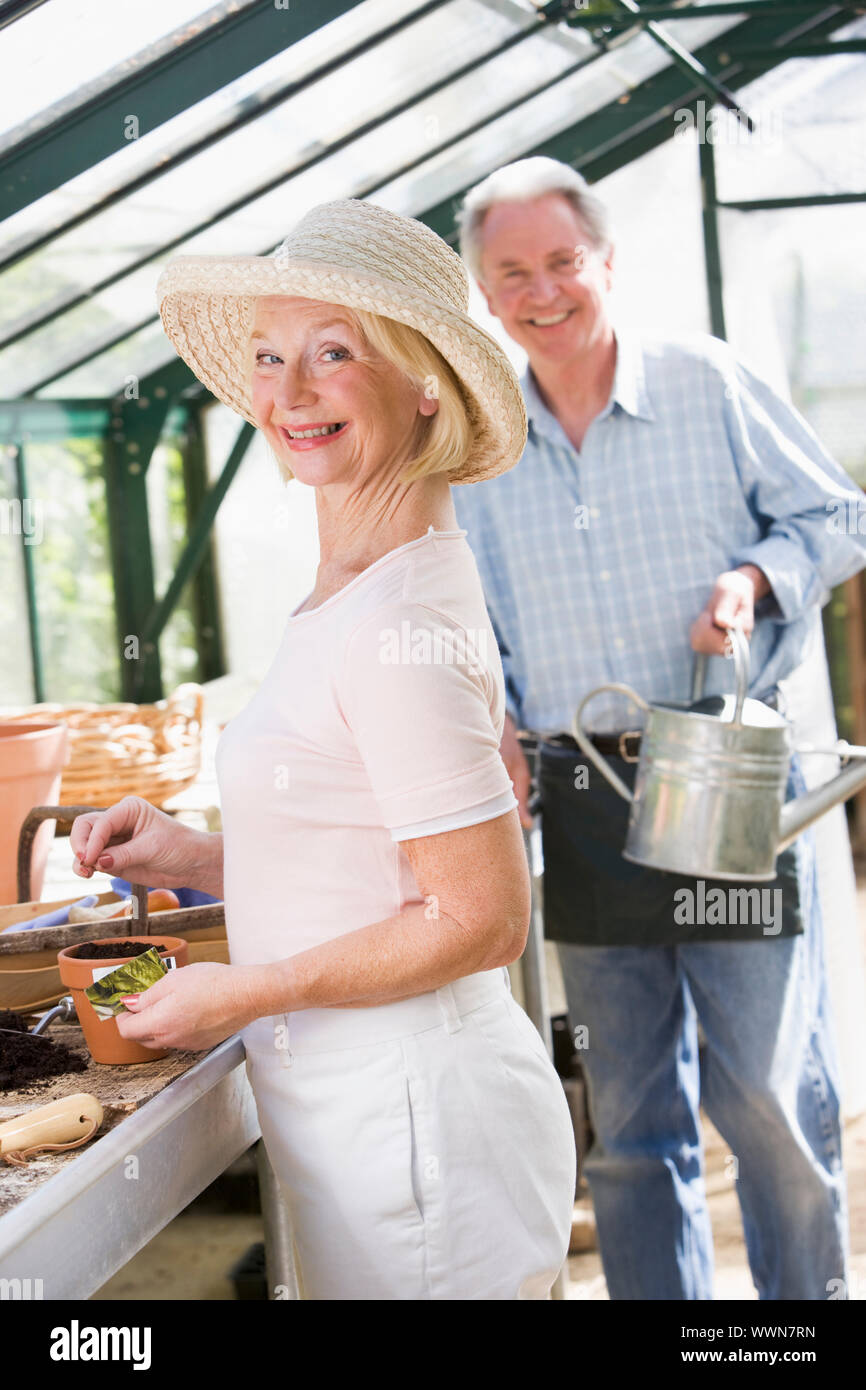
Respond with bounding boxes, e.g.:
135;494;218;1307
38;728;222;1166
0;1021;300;1299
0;770;569;1300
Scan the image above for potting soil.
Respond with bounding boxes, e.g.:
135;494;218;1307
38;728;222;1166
69;940;168;960
0;1012;88;1089
0;1009;29;1033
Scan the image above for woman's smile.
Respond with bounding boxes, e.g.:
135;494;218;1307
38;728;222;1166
279;420;351;451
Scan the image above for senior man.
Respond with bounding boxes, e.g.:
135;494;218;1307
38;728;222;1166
451;155;866;1301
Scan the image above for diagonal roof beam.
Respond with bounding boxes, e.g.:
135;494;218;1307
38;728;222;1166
0;0;48;30
564;3;857;24
20;8;601;394
23;1;849;397
0;0;368;218
2;0;559;354
0;0;452;275
418;3;853;246
607;0;755;127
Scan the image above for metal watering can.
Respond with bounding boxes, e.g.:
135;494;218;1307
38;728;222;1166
572;625;866;881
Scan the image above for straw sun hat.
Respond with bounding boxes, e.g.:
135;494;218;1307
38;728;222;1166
156;198;527;484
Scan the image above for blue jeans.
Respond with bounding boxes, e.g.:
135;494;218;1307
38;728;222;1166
556;829;850;1300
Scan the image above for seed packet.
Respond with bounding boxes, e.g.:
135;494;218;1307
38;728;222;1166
84;948;175;1021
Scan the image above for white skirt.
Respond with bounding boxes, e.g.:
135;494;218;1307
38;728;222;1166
242;967;576;1300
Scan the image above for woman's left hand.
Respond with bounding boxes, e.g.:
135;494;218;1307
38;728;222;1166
115;962;261;1052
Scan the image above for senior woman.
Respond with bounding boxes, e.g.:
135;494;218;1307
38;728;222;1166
70;199;576;1300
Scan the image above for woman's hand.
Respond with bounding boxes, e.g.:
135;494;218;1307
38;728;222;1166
70;796;213;891
116;961;262;1052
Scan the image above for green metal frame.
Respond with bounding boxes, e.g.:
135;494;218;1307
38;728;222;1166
10;443;43;701
179;403;229;686
102;370;185;701
700;177;866;346
10;1;849;388
718;192;866;210
565;2;857;24
138;418;255;665
422;4;853;241
0;0;860;701
699;137;727;340
0;0;48;30
1;0;554;356
0;0;369;219
0;0;451;277
607;0;754;126
732;39;866;57
0;401;111;439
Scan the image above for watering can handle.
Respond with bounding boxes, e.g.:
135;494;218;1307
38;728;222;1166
690;623;750;724
572;683;650;803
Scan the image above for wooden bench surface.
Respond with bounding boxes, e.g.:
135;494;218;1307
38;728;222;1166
0;1020;204;1217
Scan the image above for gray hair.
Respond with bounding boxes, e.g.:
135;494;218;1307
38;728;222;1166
456;156;613;282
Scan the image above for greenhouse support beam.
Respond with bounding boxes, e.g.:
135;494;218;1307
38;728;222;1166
179;404;227;685
9;0;847;390
26;347;200;423
0;401;110;442
0;0;48;31
717;193;866;210
12;32;605;392
565;4;857;24
607;0;755;129
0;0;452;277
420;3;849;242
103;382;191;701
10;444;44;702
0;0;369;219
730;40;866;58
139;421;255;653
116;358;203;450
3;0;569;357
699;135;727;341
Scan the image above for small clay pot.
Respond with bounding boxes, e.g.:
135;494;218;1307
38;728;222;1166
0;722;68;903
57;936;189;1065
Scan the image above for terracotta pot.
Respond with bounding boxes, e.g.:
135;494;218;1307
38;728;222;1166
57;936;189;1065
0;722;68;904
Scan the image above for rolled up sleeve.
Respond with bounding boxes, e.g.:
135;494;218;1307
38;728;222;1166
724;359;866;622
339;602;518;841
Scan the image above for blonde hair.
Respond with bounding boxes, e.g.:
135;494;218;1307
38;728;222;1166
245;303;473;486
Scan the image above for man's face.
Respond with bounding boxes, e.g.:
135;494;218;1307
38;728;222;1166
475;193;614;364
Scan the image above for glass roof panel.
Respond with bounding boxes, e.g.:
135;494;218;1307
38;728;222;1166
0;0;824;400
1;0;514;341
713;15;866;204
37;321;187;399
7;0;558;394
0;0;244;143
0;0;438;262
374;9;742;232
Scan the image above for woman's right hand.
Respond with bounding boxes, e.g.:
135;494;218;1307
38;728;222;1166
70;796;196;889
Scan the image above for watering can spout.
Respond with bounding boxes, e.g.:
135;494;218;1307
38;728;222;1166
778;756;866;852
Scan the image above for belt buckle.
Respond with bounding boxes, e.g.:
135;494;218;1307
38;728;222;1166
618;730;641;763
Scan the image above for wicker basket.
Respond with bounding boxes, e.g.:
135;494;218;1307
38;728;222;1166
0;683;204;809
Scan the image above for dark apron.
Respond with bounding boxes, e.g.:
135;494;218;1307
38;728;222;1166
536;742;808;947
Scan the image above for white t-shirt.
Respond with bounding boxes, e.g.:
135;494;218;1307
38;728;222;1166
215;525;519;967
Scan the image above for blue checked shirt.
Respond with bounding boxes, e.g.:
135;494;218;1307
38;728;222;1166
452;325;866;737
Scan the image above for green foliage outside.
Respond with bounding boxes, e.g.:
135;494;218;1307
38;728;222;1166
1;431;201;707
